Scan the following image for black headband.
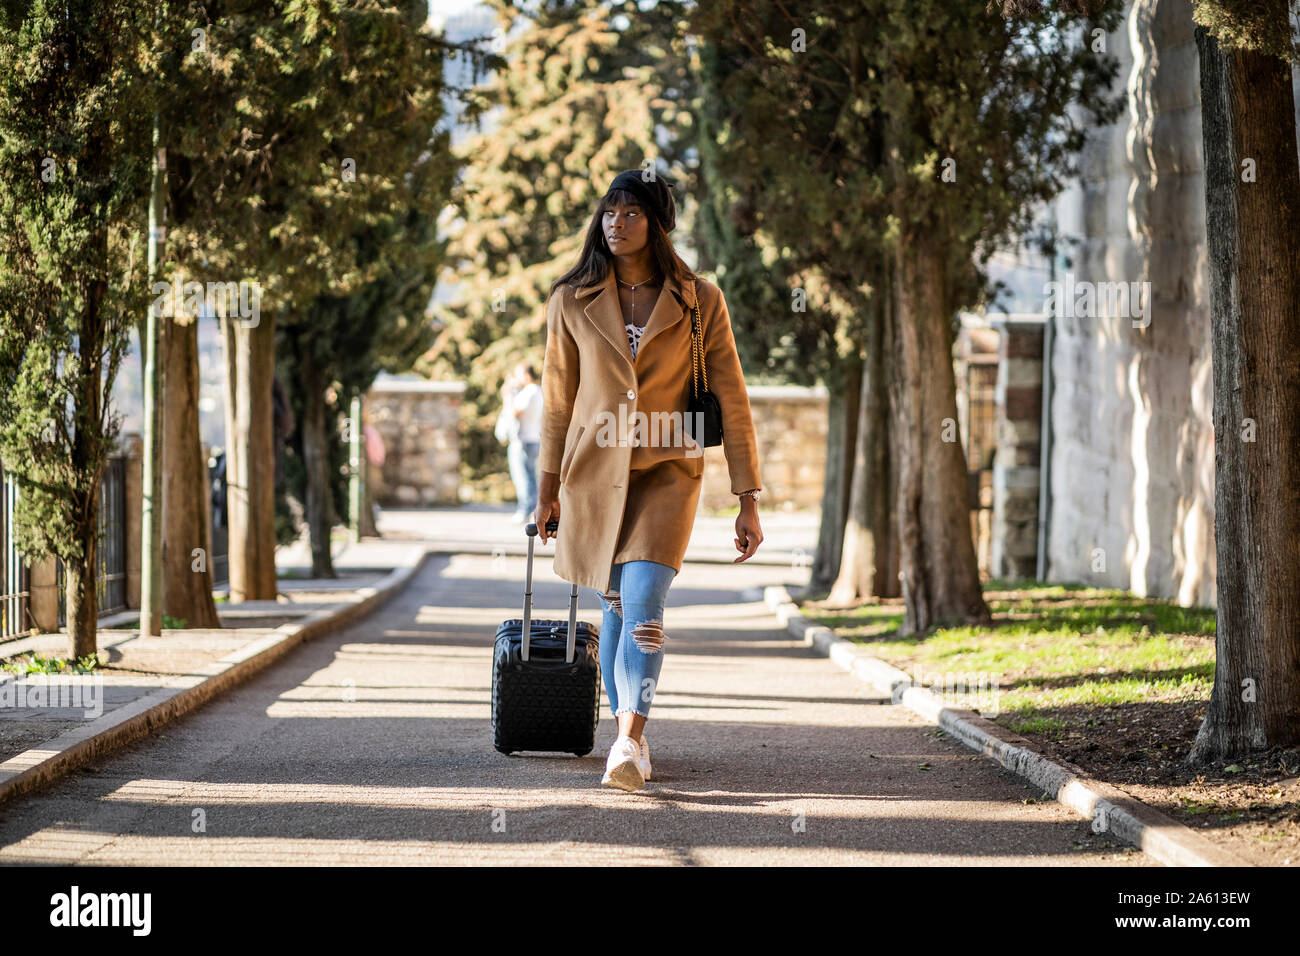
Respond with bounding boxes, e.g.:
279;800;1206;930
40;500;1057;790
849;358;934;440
604;169;676;233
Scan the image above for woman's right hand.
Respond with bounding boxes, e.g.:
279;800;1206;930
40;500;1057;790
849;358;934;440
536;471;561;542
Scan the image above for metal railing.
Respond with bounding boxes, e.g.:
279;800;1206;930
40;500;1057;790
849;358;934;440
54;456;128;627
1;460;30;640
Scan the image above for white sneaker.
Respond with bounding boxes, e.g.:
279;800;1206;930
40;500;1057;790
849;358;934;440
638;735;652;781
601;736;645;792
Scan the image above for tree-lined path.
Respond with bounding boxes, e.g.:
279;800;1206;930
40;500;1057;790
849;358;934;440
0;553;1146;865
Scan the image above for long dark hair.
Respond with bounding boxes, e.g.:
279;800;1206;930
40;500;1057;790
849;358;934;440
547;186;697;303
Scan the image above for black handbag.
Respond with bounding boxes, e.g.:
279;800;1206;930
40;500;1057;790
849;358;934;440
685;298;724;447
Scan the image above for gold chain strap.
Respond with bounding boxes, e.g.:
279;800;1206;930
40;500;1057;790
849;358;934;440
690;300;708;396
690;303;699;397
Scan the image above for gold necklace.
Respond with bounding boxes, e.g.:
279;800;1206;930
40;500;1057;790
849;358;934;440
616;271;655;325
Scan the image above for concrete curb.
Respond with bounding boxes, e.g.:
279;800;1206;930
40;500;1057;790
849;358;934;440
0;550;433;808
764;585;1253;867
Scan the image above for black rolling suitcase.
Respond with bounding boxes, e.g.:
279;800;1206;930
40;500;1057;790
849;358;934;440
491;518;601;756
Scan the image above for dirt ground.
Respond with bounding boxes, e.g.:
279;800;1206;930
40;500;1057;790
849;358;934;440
992;699;1300;866
803;597;1297;865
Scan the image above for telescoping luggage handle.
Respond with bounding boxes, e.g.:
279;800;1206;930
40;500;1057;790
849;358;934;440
522;519;579;663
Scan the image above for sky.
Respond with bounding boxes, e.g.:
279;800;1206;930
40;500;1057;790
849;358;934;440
428;0;485;31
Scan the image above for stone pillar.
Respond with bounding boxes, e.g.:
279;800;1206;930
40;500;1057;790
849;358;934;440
991;318;1045;580
28;555;60;634
366;377;465;507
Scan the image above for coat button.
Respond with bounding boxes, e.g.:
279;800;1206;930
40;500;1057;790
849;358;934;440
626;388;635;399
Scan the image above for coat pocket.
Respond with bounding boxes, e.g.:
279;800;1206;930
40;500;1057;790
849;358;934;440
560;424;586;483
680;446;705;479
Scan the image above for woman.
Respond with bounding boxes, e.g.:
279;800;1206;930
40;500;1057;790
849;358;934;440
535;169;764;792
501;362;542;523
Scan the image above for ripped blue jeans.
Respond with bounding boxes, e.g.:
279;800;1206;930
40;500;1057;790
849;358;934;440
595;560;677;720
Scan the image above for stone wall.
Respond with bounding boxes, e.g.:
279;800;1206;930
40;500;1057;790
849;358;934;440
1047;0;1217;606
364;377;464;507
956;323;1000;578
365;378;829;514
696;384;828;513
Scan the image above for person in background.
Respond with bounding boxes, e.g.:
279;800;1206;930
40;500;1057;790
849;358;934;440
503;362;543;523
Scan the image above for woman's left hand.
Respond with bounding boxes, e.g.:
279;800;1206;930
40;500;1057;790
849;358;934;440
734;502;763;562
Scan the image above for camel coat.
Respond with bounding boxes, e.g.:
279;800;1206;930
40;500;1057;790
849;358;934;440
538;268;762;593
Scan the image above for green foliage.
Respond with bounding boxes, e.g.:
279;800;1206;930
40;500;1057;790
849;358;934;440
1191;0;1300;62
157;0;457;311
0;1;152;614
145;1;460;555
686;26;826;390
693;0;1125;337
1;1;463;643
3;653;102;675
421;0;686;491
277;145;454;545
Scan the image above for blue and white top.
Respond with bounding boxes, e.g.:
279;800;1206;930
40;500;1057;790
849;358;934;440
625;322;646;359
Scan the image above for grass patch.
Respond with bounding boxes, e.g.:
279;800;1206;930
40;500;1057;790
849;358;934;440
800;583;1215;713
804;602;906;639
2;652;101;675
1006;715;1069;737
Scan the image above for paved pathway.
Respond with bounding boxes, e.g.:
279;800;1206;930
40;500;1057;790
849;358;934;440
0;551;1149;865
309;503;823;568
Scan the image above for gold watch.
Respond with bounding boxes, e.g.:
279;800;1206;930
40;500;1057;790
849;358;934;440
739;489;760;503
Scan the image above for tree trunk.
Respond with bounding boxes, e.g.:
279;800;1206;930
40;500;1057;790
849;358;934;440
810;392;845;593
1188;21;1300;764
810;353;862;592
298;349;337;578
830;287;897;605
68;236;108;658
66;435;100;659
65;514;98;660
880;269;901;597
162;293;220;628
890;223;990;635
220;311;279;602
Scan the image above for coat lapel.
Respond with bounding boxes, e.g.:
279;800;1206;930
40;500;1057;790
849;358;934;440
574;269;698;369
639;273;696;358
